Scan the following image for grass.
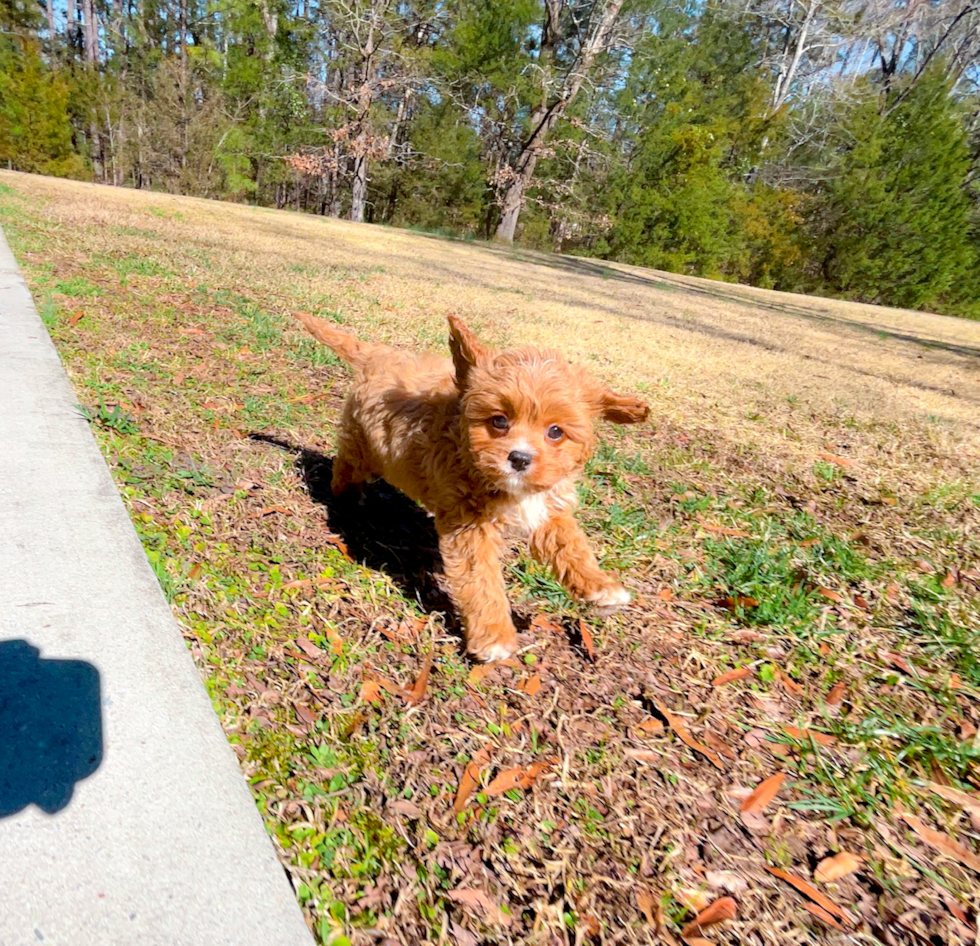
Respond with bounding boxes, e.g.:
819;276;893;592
2;169;980;945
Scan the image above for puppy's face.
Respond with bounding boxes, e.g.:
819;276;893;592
448;317;649;496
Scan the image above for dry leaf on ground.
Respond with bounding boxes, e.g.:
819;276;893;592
483;758;554;798
453;744;494;813
680;897;737;937
802;902;845;929
446;888;512;927
901;813;980;873
404;651;433;705
814;851;863;883
741;772;786;815
712;667;753;686
765;865;853;925
578;618;596;661
653;698;725;770
518;673;542;696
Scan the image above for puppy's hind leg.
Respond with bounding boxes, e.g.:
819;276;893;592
330;423;373;500
529;514;630;609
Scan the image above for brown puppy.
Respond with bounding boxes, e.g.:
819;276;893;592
295;312;649;661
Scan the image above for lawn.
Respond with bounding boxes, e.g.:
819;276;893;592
2;170;979;946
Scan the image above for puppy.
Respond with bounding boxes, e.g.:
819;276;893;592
294;312;649;661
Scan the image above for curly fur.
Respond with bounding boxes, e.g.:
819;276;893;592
294;311;649;661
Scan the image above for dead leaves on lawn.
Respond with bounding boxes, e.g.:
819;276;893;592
651;698;725;770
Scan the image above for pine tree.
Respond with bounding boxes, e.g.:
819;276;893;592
812;70;977;314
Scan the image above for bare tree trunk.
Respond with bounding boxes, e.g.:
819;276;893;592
45;0;56;41
350;155;368;222
493;0;625;244
349;13;378;223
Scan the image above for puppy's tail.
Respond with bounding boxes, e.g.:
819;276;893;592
293;311;382;369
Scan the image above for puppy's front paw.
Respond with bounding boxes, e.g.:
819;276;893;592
588;583;631;609
468;630;518;663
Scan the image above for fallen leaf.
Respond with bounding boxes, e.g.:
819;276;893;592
373;676;404;698
637;717;665;734
825;682;846;705
702;730;736;760
636;888;657;925
359;679;382;704
293;702;317;726
901;812;980;873
484;758;554;797
252;506;292;517
818;452;853;467
712;667;753;686
404;651;433;705
883;651;916;676
187;563;202;580
741;773;786;815
324;534;350;558
704;871;748;895
295;636;323;658
783;726;837;747
450;921;479;946
716;595;759;611
657;587;674;601
925;782;980;816
652;698;725;770
764;865;852;924
67;311;85;327
801;902;844;929
282;578;312;590
814;851;863;883
776;669;804;695
815;586;841;602
854;594;871;610
446;888;512;927
680;897;737;938
530;614;562;634
626;748;659;762
453;744;494;813
578;618;596;662
914;558;934;573
467;664;495;687
518;673;542;696
701;523;751;538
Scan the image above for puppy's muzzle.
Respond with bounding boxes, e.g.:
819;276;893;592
508;450;534;472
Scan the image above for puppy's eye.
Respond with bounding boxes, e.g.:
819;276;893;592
490;415;510;431
546;425;564;442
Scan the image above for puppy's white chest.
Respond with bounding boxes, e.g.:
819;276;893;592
509;492;551;534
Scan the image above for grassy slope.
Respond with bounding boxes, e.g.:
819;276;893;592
2;170;979;946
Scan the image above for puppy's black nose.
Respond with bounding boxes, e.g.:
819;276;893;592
508;450;533;472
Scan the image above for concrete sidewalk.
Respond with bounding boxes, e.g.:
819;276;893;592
0;225;313;945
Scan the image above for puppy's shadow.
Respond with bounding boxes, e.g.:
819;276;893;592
250;433;455;620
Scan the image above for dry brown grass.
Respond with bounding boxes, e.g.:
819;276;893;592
3;169;979;946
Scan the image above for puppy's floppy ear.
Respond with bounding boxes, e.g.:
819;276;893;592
448;315;490;387
587;380;650;425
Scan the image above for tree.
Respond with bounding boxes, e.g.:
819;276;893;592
492;0;627;243
0;39;87;178
809;69;977;313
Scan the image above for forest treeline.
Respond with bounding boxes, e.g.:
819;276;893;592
1;0;979;316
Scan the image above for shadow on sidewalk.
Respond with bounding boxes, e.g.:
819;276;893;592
0;639;103;818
